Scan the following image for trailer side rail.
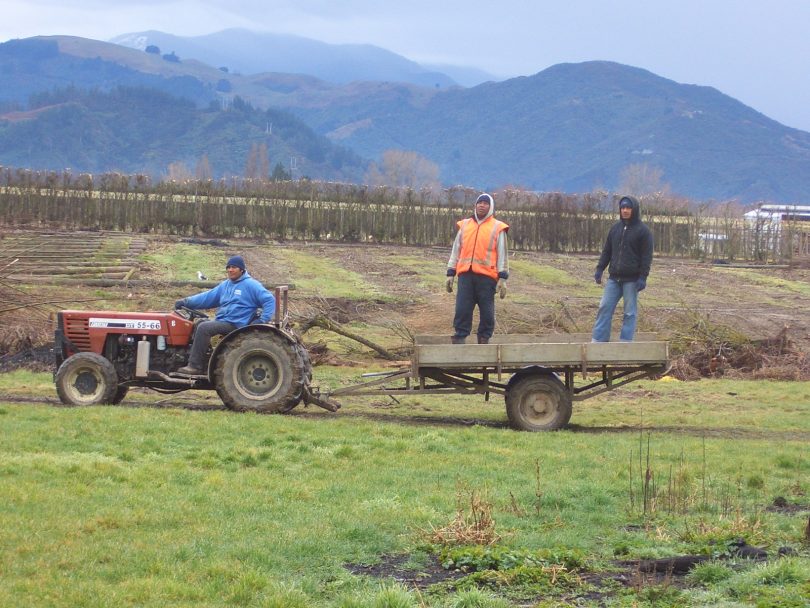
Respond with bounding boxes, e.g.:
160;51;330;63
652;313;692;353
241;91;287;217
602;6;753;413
324;335;670;431
329;363;666;401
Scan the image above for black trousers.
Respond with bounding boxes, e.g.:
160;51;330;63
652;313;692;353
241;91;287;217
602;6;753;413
452;272;497;340
187;320;236;369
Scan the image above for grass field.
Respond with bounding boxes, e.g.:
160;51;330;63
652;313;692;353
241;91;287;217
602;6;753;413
1;372;808;607
1;231;809;606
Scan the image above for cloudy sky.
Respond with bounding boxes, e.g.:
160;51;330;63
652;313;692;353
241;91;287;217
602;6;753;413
3;0;810;131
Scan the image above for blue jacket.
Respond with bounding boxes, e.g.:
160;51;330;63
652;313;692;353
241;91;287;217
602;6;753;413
183;271;276;327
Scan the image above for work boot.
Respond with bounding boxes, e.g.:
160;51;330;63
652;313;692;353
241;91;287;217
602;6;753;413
176;365;205;376
477;336;489;344
450;336;466;345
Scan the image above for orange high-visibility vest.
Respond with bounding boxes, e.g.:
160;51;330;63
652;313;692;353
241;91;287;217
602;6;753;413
455;216;509;280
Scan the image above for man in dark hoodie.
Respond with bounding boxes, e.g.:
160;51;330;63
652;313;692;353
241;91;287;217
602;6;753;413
446;193;510;344
591;195;653;342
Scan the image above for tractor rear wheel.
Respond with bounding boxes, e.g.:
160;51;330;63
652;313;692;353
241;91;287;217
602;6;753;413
505;374;572;431
55;352;119;406
213;332;305;413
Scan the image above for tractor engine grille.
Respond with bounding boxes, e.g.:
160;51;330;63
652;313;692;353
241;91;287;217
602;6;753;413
64;317;91;351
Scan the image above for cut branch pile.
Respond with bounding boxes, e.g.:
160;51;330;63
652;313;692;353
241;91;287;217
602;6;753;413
293;296;412;363
669;318;809;380
298;312;399;361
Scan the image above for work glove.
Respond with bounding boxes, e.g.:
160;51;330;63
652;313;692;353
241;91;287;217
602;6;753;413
636;277;647;292
174;299;186;310
594;269;603;285
445;276;454;293
497;279;507;299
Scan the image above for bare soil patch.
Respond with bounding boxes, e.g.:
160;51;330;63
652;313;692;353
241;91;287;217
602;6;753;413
344;553;463;589
3;230;810;380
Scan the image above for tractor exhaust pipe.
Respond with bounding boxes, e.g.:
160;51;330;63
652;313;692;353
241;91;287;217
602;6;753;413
147;370;204;387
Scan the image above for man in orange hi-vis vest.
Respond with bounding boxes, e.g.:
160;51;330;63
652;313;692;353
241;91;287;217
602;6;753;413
446;193;510;344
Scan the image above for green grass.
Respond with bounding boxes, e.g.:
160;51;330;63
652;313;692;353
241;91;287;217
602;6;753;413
94;235;131;259
276;249;389;300
0;370;54;396
508;260;580;288
713;268;810;297
139;243;227;283
4;369;810;433
576;377;810;431
385;254;448;290
506;258;601;305
0;374;808;607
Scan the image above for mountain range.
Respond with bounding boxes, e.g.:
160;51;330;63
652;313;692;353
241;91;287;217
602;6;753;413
1;31;810;203
110;29;487;88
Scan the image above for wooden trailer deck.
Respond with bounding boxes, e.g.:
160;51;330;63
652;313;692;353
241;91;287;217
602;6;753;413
329;333;669;431
412;333;668;369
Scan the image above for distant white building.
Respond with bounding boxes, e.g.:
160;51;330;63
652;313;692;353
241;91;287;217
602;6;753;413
744;204;810;257
744;204;810;225
698;231;728;256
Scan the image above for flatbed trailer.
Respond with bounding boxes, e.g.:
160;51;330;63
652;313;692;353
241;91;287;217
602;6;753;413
329;333;669;431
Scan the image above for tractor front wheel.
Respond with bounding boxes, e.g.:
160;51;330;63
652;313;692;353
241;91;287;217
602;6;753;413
55;352;119;406
213;332;305;413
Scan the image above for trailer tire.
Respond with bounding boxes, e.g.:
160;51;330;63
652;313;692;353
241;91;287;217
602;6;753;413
213;332;304;413
55;352;119;406
505;374;572;431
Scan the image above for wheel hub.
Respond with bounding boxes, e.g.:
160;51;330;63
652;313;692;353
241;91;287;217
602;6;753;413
522;392;556;425
73;370;100;396
237;353;281;397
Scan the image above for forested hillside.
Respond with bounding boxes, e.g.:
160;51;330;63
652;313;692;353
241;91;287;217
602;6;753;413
0;38;216;109
0;86;366;180
3;37;810;201
292;62;810;202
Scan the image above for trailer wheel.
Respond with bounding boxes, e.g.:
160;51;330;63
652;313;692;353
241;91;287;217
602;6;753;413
213;332;305;413
505;374;572;431
55;352;119;406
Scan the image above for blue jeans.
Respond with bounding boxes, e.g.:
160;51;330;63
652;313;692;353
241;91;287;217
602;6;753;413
591;278;638;342
453;272;497;340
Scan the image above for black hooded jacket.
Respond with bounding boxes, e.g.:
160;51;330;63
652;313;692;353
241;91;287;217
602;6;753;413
596;196;653;282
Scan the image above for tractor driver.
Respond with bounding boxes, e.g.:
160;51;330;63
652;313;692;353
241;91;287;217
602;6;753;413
174;255;276;376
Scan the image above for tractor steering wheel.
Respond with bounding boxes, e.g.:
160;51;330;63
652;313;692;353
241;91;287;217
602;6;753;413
176;306;209;321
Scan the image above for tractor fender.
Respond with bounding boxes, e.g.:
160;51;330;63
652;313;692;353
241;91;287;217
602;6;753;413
208;324;301;372
505;365;563;390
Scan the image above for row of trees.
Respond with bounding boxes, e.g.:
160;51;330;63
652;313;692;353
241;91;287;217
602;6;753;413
161;149;668;200
0;167;798;262
164;145;437;188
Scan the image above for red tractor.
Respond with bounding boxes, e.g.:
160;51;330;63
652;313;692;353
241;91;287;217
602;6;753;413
53;287;337;412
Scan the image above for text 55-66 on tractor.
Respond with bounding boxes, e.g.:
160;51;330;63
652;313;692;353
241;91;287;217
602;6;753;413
53;286;338;413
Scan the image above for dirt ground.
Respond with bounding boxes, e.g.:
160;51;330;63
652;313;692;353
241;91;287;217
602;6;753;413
274;243;809;342
2;230;809;378
342;520;804;604
259;241;810;379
